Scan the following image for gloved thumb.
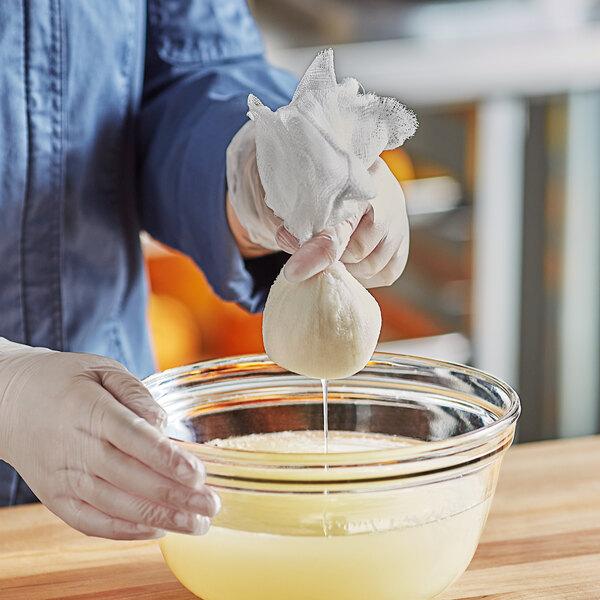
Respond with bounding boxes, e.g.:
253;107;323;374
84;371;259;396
281;210;365;282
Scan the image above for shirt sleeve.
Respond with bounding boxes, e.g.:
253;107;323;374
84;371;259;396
138;0;298;313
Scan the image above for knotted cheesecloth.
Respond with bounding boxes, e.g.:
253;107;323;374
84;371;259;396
226;48;418;251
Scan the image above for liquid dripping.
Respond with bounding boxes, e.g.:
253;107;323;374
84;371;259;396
321;379;328;454
321;378;329;536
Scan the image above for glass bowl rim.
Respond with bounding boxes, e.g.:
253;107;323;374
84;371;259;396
144;352;521;468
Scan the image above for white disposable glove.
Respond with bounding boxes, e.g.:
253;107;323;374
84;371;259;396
226;122;409;288
0;339;220;540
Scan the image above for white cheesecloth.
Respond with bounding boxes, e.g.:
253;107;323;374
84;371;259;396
248;48;418;245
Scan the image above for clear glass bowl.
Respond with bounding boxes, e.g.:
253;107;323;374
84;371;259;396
144;353;520;600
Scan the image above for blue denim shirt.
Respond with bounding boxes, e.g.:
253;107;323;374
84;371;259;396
0;0;297;506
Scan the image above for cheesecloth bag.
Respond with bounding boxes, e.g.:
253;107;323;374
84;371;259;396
227;48;417;250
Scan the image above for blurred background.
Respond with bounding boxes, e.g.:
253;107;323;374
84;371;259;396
144;0;600;443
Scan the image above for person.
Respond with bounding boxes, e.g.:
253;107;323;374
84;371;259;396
0;0;409;541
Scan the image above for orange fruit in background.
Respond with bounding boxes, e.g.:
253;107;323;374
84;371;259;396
381;148;415;182
144;237;264;371
148;293;203;371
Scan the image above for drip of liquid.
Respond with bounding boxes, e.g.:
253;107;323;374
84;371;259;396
321;379;328;454
320;379;329;534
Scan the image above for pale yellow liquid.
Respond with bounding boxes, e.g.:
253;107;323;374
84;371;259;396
161;431;491;600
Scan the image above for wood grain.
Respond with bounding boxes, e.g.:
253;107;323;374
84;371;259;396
1;436;599;599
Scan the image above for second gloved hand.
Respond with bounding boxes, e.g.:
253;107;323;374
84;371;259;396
0;339;220;540
227;122;409;288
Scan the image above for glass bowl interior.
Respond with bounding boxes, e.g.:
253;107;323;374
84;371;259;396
144;352;520;476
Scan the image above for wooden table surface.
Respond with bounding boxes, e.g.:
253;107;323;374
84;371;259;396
1;436;599;600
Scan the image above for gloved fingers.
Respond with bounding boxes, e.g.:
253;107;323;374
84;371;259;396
226;120;281;253
283;211;365;282
99;367;167;432
69;470;210;536
350;236;410;289
53;496;163;540
91;442;220;519
242;154;283;238
344;229;400;282
340;204;386;264
282;229;338;282
226;196;277;258
96;390;206;488
275;226;300;254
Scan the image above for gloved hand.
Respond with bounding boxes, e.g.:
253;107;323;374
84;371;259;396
226;122;409;288
0;339;220;540
226;121;283;256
